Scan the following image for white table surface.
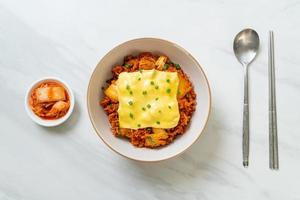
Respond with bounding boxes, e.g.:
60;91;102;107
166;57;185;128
1;0;299;199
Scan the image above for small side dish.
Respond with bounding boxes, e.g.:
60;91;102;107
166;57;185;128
100;52;197;148
29;82;70;119
25;77;74;127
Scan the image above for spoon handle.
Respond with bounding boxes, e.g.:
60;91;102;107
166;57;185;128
243;65;249;167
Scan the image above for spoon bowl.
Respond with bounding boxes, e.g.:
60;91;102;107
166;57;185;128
234;29;259;65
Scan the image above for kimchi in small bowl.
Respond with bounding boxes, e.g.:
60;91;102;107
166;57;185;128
25;77;75;127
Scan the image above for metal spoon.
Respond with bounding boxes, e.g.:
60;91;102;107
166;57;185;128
233;28;260;167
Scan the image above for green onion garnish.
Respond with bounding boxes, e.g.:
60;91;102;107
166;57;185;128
124;63;132;68
129;113;134;119
174;63;181;69
163;64;169;70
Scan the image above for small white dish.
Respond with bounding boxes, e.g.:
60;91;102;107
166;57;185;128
25;77;75;127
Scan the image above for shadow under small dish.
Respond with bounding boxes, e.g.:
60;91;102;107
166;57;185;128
100;52;197;148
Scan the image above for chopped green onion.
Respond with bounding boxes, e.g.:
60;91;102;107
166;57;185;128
174;63;181;69
156;121;160;125
146;136;155;144
137;124;141;128
146;136;152;140
163;64;169;70
168;105;172;109
150;81;154;85
166;79;170;83
129;113;134;119
142;91;147;95
142;107;146;111
138;77;141;81
129;91;133;95
147;104;151;109
155;85;159;90
146;127;152;131
155;97;159;101
158;110;162;113
128;101;133;106
124;63;132;68
126;85;130;90
166;88;171;93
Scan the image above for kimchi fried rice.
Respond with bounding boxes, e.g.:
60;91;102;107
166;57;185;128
100;52;196;148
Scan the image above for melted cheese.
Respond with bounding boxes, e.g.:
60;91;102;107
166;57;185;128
117;69;180;129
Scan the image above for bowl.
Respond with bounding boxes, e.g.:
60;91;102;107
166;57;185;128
87;38;211;162
25;77;75;127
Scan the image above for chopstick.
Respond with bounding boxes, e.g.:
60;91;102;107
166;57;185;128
268;31;279;170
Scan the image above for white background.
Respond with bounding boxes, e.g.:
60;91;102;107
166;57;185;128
0;0;299;199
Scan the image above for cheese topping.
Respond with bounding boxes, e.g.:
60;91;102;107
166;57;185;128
116;69;180;129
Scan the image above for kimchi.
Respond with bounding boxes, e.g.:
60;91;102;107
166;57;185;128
29;82;70;120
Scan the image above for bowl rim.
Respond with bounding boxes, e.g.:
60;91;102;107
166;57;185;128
87;37;211;162
25;76;75;127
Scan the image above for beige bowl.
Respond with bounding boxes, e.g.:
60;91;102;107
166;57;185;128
87;38;211;162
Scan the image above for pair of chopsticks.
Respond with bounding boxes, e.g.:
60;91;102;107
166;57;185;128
268;31;279;170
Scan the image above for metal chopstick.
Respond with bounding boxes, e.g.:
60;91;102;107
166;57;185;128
268;31;279;170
